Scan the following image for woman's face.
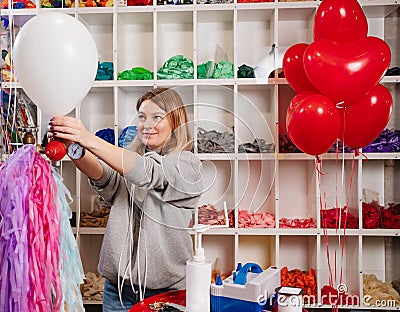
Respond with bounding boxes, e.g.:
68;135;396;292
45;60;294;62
137;100;173;151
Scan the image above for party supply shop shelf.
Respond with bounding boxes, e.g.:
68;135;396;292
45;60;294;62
2;0;400;308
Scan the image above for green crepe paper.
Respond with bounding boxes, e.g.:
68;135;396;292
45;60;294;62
197;61;214;79
117;67;153;80
157;55;194;79
237;64;255;78
212;60;234;79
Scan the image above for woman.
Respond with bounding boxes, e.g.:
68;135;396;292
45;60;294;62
49;87;203;311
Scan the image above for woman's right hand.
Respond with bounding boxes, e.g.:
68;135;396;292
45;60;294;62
49;115;136;176
48;116;93;148
49;116;106;179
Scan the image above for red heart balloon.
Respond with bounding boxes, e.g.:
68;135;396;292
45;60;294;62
314;0;368;43
339;84;393;149
304;37;391;104
283;43;318;94
287;93;341;156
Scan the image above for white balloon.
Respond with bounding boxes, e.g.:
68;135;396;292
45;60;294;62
13;12;98;116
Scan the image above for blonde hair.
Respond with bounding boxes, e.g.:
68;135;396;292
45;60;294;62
129;87;193;155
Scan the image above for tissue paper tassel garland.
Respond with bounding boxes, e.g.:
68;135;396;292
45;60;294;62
0;145;61;311
0;145;85;311
54;169;85;311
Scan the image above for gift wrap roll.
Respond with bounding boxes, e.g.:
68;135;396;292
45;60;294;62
186;259;212;312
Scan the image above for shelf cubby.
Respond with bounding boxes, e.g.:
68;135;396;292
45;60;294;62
237;235;276;268
278;235;317;271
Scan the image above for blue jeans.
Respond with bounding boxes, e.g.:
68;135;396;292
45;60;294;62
102;281;172;312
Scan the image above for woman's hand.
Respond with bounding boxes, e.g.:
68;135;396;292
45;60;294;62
49;116;137;176
48;116;106;180
49;116;92;148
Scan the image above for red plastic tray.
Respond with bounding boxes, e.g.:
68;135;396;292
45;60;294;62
129;290;186;312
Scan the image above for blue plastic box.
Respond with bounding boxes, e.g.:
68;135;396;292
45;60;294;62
210;263;280;312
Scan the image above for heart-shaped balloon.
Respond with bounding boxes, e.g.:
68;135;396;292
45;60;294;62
339;84;393;149
287;93;341;156
304;37;391;104
283;43;318;94
314;0;368;43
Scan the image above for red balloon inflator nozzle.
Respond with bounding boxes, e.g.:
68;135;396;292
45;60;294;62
45;140;66;161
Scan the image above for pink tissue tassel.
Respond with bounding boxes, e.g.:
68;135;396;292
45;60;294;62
0;145;62;312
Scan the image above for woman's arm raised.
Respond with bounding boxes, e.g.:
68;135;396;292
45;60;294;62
49;116;137;178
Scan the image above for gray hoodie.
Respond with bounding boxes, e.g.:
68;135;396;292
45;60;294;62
89;151;203;290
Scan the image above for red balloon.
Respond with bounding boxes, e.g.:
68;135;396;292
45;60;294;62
287;91;315;120
314;0;368;43
339;84;393;149
287;93;341;156
304;37;391;104
283;43;318;93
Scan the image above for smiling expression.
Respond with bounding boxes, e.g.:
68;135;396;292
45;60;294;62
137;100;173;151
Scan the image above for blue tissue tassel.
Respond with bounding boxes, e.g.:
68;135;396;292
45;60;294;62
53;169;85;311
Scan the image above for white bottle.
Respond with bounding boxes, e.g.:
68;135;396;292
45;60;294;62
186;230;212;312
